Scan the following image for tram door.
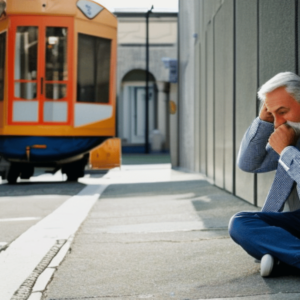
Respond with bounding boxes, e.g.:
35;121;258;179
8;16;73;125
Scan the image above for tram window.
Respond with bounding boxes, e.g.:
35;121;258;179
15;27;38;80
46;27;68;81
46;84;67;100
77;33;111;103
14;82;37;100
0;32;6;101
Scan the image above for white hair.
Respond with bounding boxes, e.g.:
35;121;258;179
257;72;300;103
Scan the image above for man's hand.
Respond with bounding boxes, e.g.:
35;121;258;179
269;124;297;154
259;103;274;123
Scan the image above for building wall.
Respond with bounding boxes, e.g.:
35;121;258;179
116;14;177;92
115;13;178;149
118;18;177;45
178;0;195;170
117;45;176;92
178;0;299;207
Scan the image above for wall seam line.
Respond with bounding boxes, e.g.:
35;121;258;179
232;0;236;195
254;0;259;207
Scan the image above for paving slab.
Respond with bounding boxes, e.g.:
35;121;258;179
43;167;300;300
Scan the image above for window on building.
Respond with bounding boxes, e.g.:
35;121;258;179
77;33;111;103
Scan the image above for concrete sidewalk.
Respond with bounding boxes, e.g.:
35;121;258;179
43;165;300;300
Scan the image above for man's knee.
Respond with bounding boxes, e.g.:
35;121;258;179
228;211;256;243
228;213;241;241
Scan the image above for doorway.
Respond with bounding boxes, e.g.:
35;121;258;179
119;81;157;152
130;85;155;144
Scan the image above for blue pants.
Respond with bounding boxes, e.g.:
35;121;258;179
229;210;300;269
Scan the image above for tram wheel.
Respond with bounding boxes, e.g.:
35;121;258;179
65;165;84;181
62;155;88;182
20;165;34;179
7;163;21;184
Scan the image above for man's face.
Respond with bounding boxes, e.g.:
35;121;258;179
265;86;300;129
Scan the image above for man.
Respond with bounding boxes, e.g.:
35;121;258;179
229;72;300;277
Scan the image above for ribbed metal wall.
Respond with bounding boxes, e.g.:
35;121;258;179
178;0;299;206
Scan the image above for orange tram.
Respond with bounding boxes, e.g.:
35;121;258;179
0;0;118;183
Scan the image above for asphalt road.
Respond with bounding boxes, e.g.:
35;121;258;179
0;170;86;249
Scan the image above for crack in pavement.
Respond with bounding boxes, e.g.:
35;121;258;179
48;295;140;300
83;236;230;244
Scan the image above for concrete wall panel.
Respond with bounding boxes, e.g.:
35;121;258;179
203;0;223;29
223;0;234;193
214;7;225;188
194;0;201;172
257;0;296;207
178;0;195;170
200;41;207;174
198;0;207;175
206;21;215;181
259;0;296;83
235;0;257;204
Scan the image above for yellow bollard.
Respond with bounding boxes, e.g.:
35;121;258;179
89;138;121;169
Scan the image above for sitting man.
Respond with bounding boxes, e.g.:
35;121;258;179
229;71;300;277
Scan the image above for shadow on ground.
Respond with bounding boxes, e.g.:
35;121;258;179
122;153;171;165
101;180;217;198
0;181;86;197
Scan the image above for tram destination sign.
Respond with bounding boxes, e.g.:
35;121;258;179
77;0;104;19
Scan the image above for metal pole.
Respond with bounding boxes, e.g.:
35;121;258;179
145;5;153;154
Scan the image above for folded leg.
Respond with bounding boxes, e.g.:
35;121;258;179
228;210;300;268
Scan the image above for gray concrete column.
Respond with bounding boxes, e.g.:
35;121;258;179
156;81;170;151
169;83;178;166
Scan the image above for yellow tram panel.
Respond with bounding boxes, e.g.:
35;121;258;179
0;117;115;136
6;0;118;27
7;0;78;16
1;0;117;137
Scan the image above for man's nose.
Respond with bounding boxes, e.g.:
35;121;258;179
274;116;286;129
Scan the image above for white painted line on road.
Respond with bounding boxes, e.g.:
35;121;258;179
0;184;108;300
0;217;40;222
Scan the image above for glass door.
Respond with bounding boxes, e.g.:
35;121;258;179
130;86;155;144
8;16;73;125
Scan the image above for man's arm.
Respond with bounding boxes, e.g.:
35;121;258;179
237;117;279;173
279;144;300;184
237;103;280;173
269;124;300;184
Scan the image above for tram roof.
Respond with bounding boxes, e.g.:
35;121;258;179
5;0;117;27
